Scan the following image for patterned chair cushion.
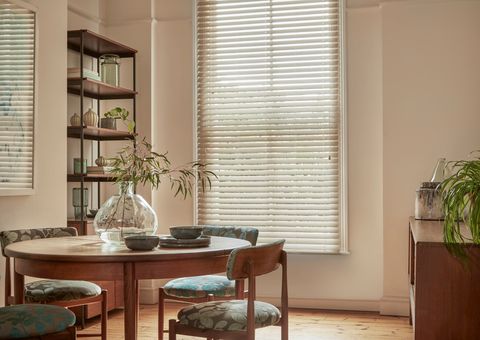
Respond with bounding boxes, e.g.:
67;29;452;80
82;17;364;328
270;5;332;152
25;280;101;303
164;275;236;298
177;300;281;331
202;226;259;246
0;304;75;339
0;227;77;254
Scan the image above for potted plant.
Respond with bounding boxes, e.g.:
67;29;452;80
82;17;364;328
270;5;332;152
101;107;133;130
93;118;216;244
440;155;480;258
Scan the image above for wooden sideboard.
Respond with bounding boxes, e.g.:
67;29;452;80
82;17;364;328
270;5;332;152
408;217;480;340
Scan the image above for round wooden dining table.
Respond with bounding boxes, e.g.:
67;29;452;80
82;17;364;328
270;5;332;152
5;235;251;340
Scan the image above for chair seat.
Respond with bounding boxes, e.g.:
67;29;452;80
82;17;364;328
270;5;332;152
25;280;101;303
177;300;281;331
164;275;236;298
0;304;75;339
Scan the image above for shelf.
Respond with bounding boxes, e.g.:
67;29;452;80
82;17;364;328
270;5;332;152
68;126;134;141
68;30;137;58
68;78;136;100
67;218;94;223
67;174;116;182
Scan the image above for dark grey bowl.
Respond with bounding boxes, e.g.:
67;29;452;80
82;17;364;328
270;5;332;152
124;235;159;251
170;226;204;240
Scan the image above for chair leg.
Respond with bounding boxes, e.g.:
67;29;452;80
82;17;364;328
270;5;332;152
101;290;108;340
206;294;214;340
158;288;165;340
168;319;176;340
68;325;77;340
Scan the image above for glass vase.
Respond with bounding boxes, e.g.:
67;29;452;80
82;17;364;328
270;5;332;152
93;182;158;244
100;54;120;87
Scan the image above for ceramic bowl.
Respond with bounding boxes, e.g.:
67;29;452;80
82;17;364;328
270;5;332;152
124;235;160;251
169;226;204;240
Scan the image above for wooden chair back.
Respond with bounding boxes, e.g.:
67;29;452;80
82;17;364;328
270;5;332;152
0;227;78;305
226;239;285;280
229;240;288;339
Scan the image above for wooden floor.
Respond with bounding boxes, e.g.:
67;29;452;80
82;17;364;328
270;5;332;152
83;303;413;340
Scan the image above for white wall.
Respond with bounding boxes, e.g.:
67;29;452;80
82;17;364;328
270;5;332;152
152;2;195;234
0;0;68;306
381;0;480;314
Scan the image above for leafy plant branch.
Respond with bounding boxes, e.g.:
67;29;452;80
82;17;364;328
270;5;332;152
440;156;480;259
109;126;216;199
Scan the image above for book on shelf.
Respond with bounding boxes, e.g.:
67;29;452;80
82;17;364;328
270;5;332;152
67;68;100;81
87;166;114;174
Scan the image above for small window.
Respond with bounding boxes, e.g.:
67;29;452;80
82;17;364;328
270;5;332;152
0;0;36;195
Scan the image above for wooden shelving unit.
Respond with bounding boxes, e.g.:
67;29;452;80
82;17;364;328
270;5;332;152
67;126;134;141
67;29;137;58
67;29;137;224
67;174;116;182
67;29;137;320
67;77;137;100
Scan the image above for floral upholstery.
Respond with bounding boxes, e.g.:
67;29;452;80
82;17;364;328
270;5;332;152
0;227;77;255
164;275;236;298
25;280;101;303
0;304;75;339
202;226;259;246
163;226;258;300
177;300;281;331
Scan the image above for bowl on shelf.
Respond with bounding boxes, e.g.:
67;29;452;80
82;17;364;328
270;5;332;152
124;235;159;251
169;226;204;240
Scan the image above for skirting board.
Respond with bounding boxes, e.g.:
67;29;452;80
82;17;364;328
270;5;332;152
379;296;410;316
140;287;407;316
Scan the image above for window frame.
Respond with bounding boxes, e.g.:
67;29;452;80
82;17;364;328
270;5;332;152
0;0;38;196
193;0;348;254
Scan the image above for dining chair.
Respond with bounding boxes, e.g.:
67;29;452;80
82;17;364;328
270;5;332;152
167;239;288;340
0;304;76;339
158;226;259;338
0;227;107;340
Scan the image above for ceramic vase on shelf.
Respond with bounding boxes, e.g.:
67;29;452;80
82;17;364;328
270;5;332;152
70;113;81;126
83;108;98;127
93;182;158;244
95;156;109;167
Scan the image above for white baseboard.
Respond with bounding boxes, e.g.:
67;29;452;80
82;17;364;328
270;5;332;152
139;287;383;312
259;296;380;312
139;287;159;305
379;296;410;316
140;287;409;316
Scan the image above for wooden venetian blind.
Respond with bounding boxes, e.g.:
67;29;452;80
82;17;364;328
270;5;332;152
0;1;35;193
195;0;346;253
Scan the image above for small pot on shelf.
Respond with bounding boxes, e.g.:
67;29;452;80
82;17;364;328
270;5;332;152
100;117;116;130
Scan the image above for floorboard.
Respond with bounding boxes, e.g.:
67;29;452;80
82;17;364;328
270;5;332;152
83;303;413;339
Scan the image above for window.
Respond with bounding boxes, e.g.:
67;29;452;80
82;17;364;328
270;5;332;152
0;0;36;195
195;0;346;254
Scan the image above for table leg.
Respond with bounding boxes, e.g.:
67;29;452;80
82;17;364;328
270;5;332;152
13;263;24;304
124;262;137;340
135;282;139;339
